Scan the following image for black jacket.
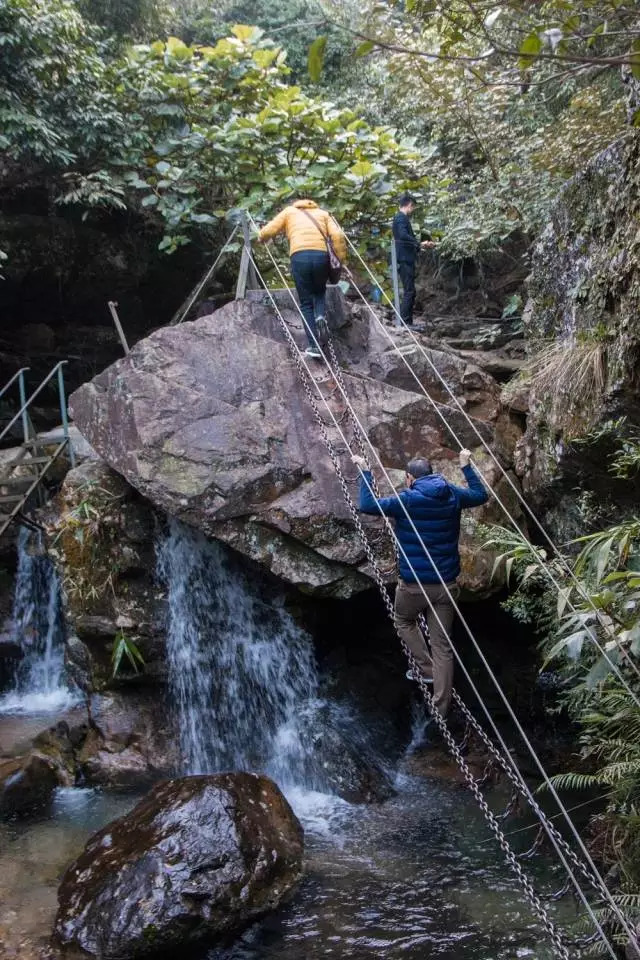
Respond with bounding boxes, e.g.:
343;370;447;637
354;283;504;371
392;211;420;264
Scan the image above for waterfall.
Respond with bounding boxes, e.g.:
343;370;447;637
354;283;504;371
0;527;73;714
156;521;320;784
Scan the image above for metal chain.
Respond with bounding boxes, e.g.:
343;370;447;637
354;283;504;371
256;276;573;960
449;686;611;903
327;307;606;907
246;240;629;956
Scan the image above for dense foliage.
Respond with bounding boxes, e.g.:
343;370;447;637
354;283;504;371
319;0;636;258
487;431;640;893
0;0;423;261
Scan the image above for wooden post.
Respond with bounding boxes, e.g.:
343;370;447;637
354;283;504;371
390;239;402;326
108;301;130;354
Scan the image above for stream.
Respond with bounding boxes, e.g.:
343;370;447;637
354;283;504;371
0;759;574;959
0;522;576;958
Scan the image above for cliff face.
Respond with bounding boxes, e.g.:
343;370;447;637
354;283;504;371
515;132;640;540
69;290;524;598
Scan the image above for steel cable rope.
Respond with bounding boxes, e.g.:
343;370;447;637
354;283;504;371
246;252;626;959
340;231;640;693
248;242;623;932
175;224;240;326
246;242;637;955
251;214;640;702
247;258;576;960
254;247;583;860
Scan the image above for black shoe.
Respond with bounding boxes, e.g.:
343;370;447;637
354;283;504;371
315;314;329;344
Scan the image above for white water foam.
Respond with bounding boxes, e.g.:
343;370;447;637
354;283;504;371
157;521;321;786
0;528;75;716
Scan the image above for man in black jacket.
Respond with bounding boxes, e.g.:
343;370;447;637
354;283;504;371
392;193;434;325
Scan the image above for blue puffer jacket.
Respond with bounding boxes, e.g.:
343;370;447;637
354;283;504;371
359;465;489;584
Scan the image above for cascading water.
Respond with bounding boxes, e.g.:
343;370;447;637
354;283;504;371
0;526;73;714
157;520;321;787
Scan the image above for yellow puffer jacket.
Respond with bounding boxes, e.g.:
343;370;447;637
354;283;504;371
258;199;347;262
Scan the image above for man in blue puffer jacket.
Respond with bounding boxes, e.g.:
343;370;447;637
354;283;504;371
355;448;488;721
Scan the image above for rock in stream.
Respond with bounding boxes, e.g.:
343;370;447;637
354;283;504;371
54;773;303;958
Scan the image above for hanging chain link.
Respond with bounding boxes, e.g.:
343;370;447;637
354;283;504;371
252;269;573;960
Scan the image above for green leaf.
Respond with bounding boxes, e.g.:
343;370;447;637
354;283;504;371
519;31;542;67
356;40;375;58
166;36;192;60
349;159;374;178
141;194;158;207
231;24;263;43
308;35;327;84
632;38;640;81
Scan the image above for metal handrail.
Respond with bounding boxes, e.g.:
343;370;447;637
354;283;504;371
0;361;75;466
0;367;29;403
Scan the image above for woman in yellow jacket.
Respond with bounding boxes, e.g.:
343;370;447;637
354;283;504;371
258;199;346;359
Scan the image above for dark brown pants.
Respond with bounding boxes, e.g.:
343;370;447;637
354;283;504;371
394;579;458;717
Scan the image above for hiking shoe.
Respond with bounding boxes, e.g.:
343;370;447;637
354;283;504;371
315;314;329;344
305;346;322;360
406;670;433;684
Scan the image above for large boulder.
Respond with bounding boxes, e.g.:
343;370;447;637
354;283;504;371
54;773;303;958
69;291;524;597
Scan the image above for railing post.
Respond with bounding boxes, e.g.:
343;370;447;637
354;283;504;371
390;239;402;327
18;370;29;444
57;364;75;468
235;210;257;300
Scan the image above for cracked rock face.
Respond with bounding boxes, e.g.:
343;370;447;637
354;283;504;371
54;773;303;958
70;290;523;597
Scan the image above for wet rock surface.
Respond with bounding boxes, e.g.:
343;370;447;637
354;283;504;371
69;290;524;598
0;751;61;818
55;773;304;959
78;691;178;789
44;459;166;688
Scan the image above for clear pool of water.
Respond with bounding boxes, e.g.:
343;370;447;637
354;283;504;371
0;765;577;959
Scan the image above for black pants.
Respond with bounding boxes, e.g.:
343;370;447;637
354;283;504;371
398;261;416;324
291;250;329;347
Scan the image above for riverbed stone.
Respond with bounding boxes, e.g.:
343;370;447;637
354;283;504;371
54;773;304;958
0;752;60;817
69;292;525;598
77;691;178;788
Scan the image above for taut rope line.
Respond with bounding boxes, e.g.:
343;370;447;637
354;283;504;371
341;232;640;693
246;248;631;958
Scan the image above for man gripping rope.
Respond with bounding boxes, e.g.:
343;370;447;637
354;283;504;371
354;449;488;726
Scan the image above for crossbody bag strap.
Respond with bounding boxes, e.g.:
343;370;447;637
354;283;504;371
298;208;331;247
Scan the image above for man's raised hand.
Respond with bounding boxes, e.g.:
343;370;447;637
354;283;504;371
459;448;472;468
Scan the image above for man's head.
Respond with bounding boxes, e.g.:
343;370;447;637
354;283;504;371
406;456;432;488
398;192;417;215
